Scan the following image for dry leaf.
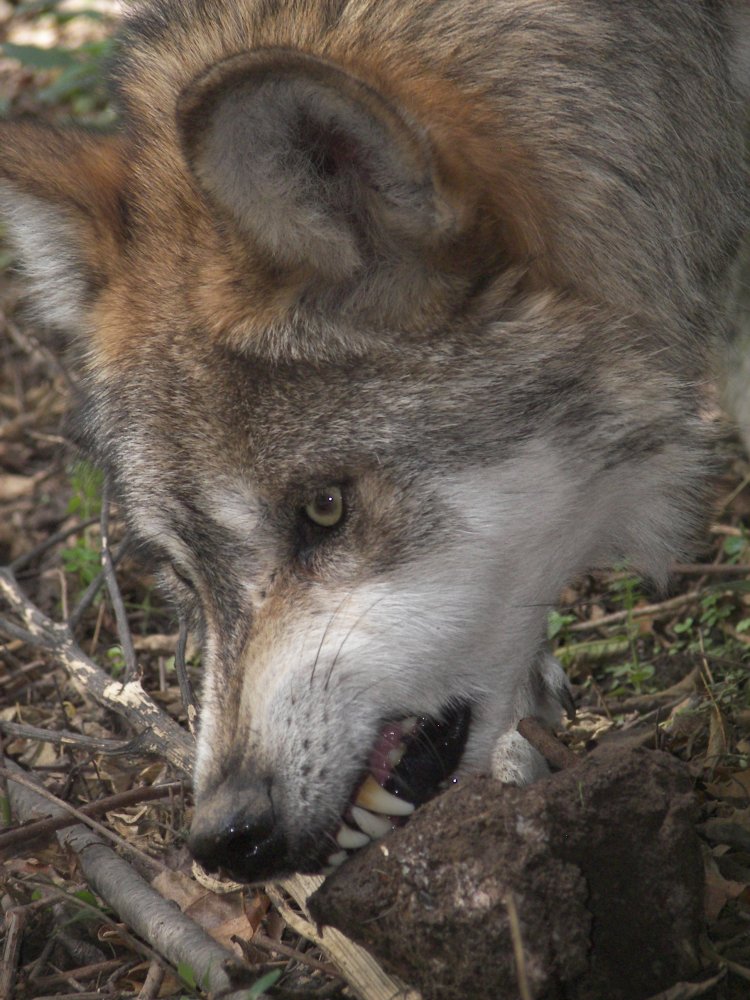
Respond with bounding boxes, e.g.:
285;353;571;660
152;868;205;911
704;869;747;922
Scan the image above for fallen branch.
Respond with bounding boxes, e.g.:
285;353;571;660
5;759;256;1000
0;566;194;775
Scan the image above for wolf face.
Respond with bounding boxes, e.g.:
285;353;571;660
0;0;747;881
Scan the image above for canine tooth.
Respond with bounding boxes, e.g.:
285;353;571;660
336;824;370;850
327;851;348;867
355;775;415;816
351;806;392;839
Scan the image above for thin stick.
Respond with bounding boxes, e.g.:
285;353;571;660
175;620;198;736
0;569;196;776
0;779;184;852
68;533;131;632
569;591;701;632
10;517;100;573
243;932;339;977
0;907;26;1000
671;563;749;576
99;481;138;681
505;892;533;1000
517;718;579;771
0;766;165;873
0;719;135;752
137;960;166;999
31;959;125;992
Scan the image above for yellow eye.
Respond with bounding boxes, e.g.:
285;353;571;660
304;485;344;527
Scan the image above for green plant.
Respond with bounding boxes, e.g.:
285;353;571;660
61;461;103;594
601;569;656;695
1;2;116;121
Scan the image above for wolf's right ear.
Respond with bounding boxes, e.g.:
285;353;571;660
176;49;455;279
0;125;125;332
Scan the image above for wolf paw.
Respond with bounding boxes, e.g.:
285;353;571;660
490;730;550;785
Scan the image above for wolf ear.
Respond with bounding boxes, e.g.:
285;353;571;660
176;49;452;278
0;125;125;332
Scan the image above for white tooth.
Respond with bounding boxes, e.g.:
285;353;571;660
351;806;392;839
386;743;406;767
355;775;415;816
400;717;418;735
327;851;348;867
336;824;371;850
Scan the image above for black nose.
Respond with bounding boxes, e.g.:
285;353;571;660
188;779;290;883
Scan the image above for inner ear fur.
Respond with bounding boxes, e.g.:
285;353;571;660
176;48;458;280
0;124;126;330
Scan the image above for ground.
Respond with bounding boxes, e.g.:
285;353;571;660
1;3;750;999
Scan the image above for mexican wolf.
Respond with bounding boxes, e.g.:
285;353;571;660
0;0;748;881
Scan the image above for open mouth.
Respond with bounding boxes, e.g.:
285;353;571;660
324;701;472;872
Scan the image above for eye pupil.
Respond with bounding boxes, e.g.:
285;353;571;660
304;485;344;527
314;492;336;515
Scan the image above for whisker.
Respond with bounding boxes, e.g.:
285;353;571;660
309;590;354;689
323;594;387;692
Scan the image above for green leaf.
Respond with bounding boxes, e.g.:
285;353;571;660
1;42;78;70
248;969;283;997
177;962;197;991
73;889;98;906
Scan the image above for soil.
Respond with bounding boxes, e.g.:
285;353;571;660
311;746;705;1000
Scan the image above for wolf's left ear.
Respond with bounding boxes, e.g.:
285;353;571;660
176;49;455;279
0;125;125;332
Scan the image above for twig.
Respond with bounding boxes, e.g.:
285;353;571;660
671;563;749;576
10;517;100;573
0;907;26;1000
99;481;138;681
0;719;136;753
517;718;580;771
6;759;258;1000
241;931;339;978
68;533;131;632
175;620;198;736
505;892;533;1000
137;960;166;1000
570;591;702;632
31;959;125;992
0;567;195;775
0;779;183;852
0;766;166;873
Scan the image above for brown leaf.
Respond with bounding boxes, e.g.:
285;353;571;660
704;869;747;922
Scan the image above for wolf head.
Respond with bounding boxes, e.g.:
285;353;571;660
0;0;746;881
